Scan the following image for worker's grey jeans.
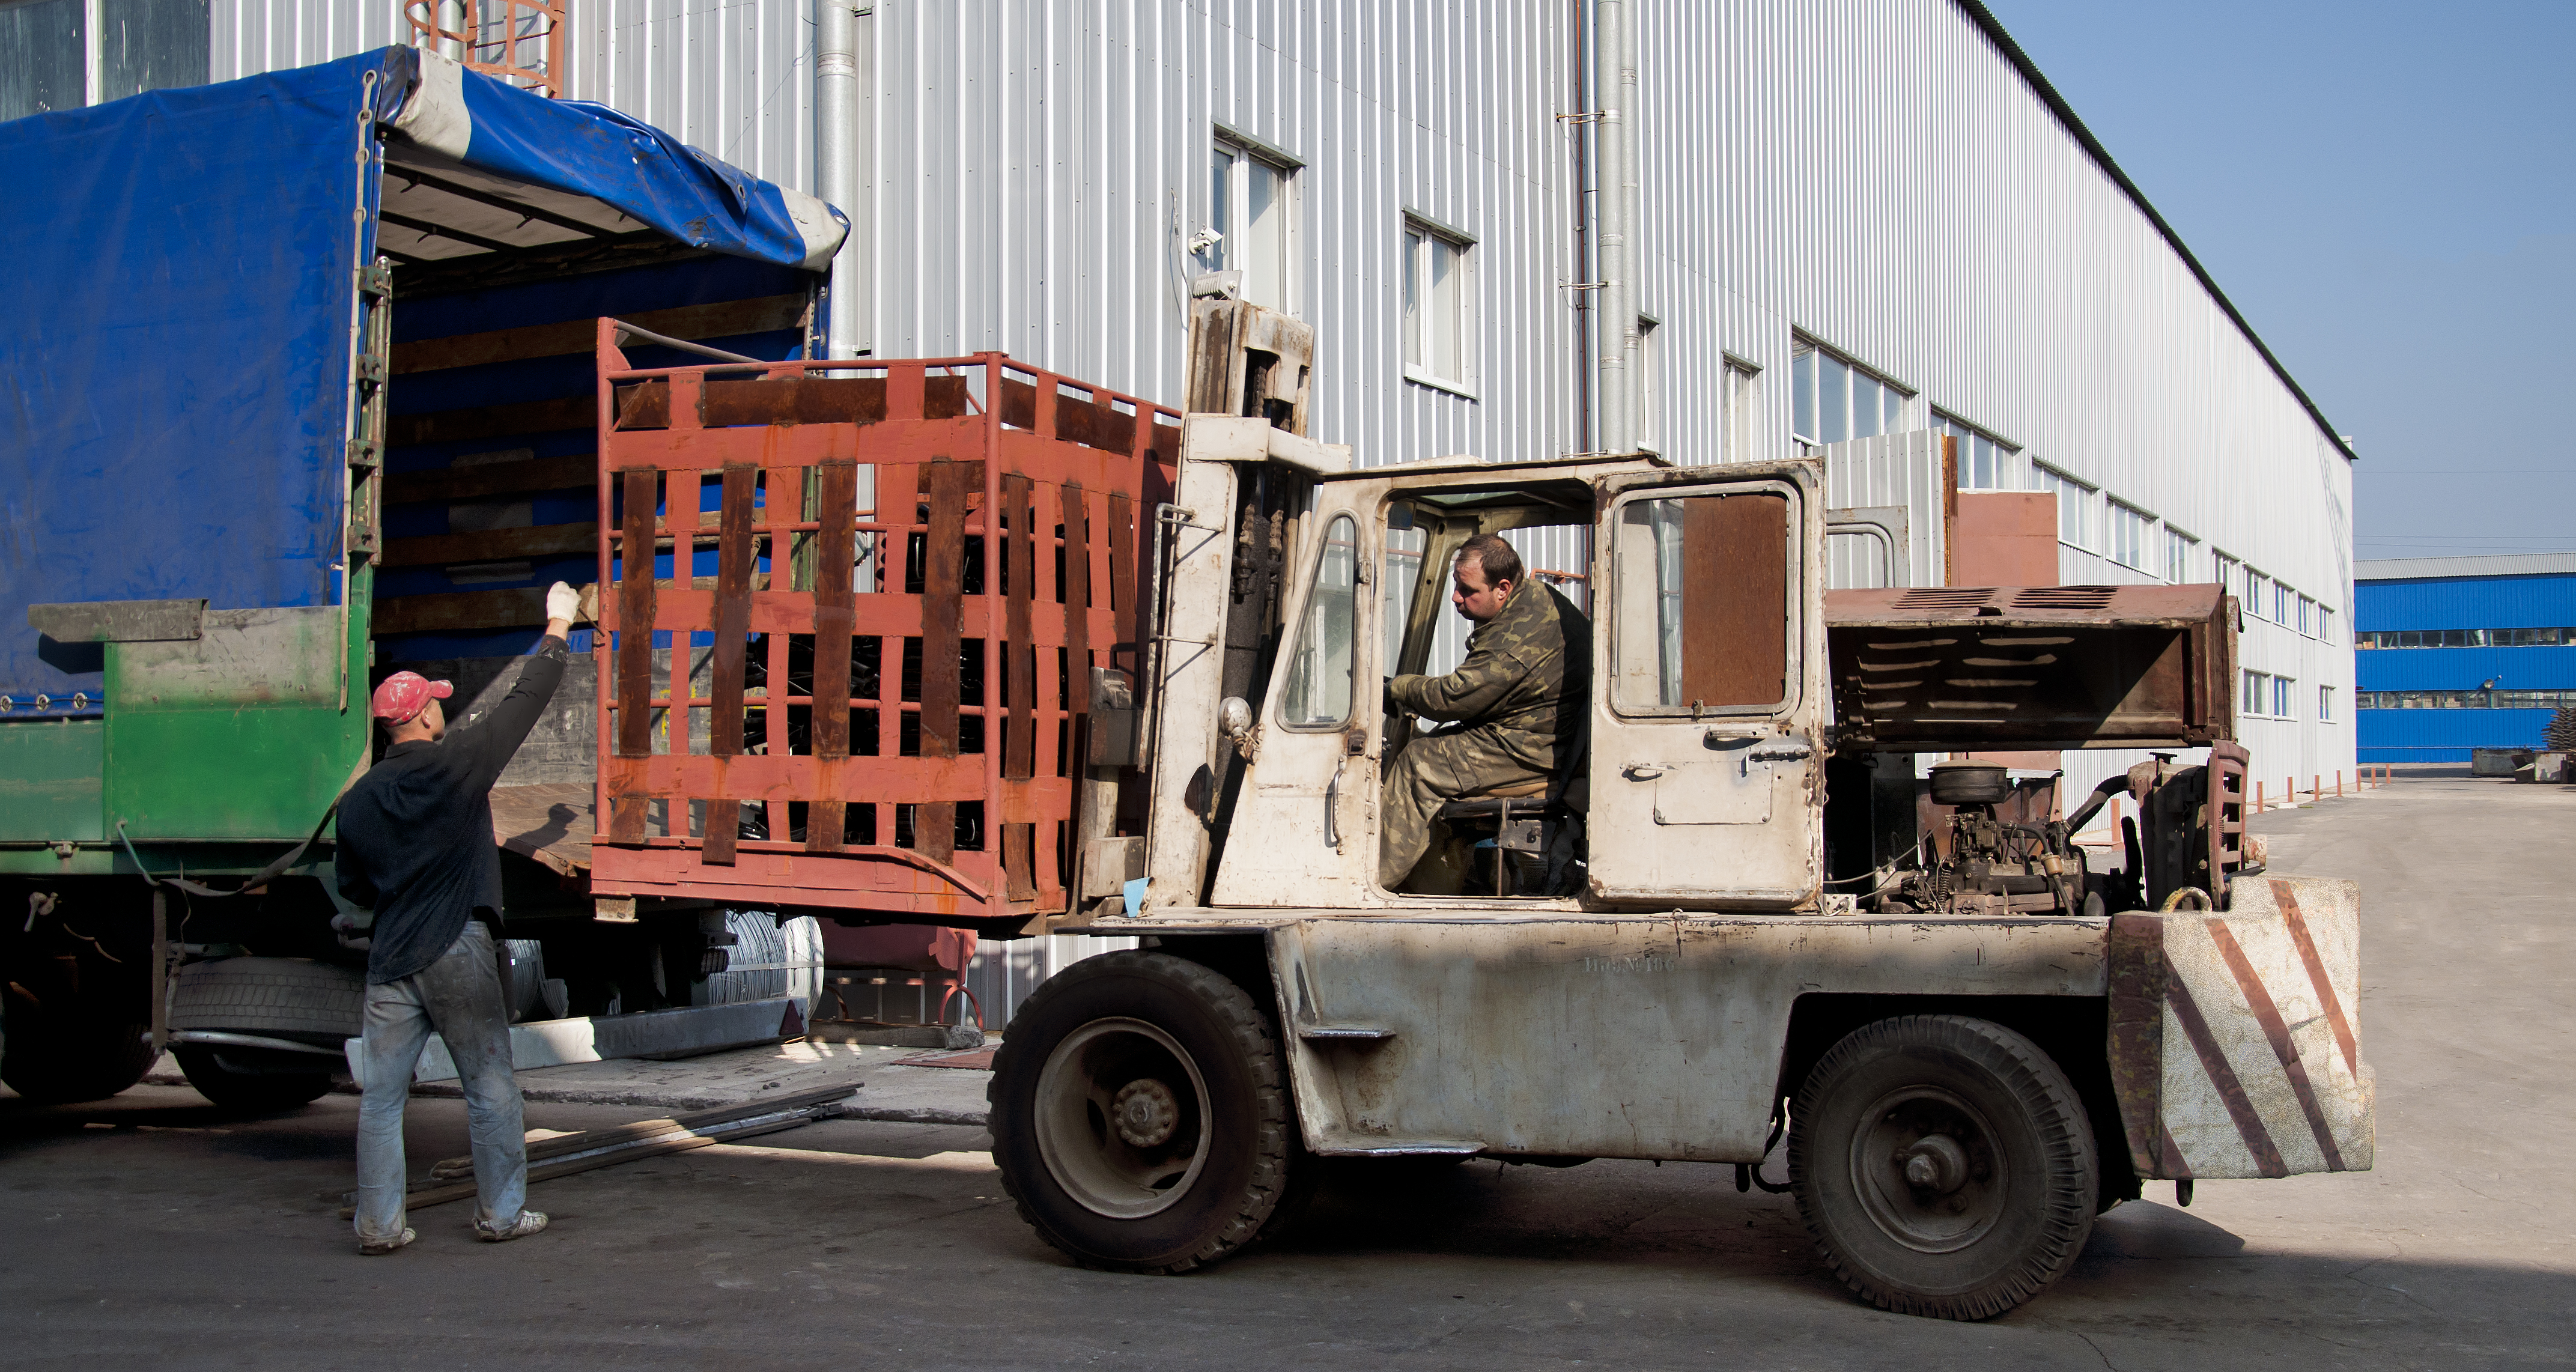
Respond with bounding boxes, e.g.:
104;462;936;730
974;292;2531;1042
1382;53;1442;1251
354;921;527;1241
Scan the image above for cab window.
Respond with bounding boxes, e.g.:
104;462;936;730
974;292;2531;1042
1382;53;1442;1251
1279;513;1360;727
1611;488;1794;714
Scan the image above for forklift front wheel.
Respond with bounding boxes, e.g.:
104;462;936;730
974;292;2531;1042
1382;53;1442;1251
988;951;1299;1274
1788;1014;2098;1320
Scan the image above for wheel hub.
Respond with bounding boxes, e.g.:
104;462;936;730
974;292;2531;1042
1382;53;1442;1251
1897;1134;1970;1194
1113;1078;1180;1147
1032;1018;1215;1220
1850;1087;2006;1254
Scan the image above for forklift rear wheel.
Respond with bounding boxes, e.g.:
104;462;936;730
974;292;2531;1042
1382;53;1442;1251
1788;1015;2097;1320
988;951;1300;1274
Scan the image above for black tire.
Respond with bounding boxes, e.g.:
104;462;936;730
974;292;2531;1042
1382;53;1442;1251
172;1047;333;1112
1789;1015;2097;1321
0;1004;155;1104
169;958;364;1041
987;950;1301;1273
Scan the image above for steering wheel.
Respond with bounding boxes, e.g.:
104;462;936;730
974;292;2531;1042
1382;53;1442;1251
1382;678;1415;760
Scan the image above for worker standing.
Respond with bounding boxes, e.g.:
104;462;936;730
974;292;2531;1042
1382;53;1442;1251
337;582;582;1254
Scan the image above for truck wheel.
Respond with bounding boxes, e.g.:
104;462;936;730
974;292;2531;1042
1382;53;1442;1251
1788;1015;2097;1320
172;1048;333;1112
0;1004;155;1104
169;958;364;1040
988;950;1300;1273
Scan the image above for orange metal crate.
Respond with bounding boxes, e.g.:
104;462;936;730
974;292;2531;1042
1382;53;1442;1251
586;322;1179;925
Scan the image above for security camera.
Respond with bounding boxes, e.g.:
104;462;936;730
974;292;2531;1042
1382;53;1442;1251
1185;226;1224;256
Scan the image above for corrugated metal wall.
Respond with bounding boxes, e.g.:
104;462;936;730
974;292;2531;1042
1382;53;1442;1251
205;0;2362;931
2358;574;2576;631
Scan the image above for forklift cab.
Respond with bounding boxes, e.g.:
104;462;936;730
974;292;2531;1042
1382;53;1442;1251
1141;423;1829;916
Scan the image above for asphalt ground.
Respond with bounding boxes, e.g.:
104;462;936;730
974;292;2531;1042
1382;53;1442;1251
2;768;2568;1369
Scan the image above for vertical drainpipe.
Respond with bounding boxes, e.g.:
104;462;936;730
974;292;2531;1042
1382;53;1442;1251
815;1;866;359
1593;0;1630;454
1620;0;1641;449
1569;0;1593;457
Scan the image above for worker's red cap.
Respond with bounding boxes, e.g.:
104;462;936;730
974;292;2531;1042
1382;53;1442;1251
369;671;452;724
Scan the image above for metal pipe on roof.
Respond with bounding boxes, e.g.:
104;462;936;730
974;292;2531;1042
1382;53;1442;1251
815;0;865;359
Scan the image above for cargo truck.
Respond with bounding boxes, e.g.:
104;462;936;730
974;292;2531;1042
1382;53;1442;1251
0;46;858;1106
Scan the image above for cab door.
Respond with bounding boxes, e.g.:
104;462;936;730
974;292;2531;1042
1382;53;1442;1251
1586;460;1828;908
1204;478;1387;907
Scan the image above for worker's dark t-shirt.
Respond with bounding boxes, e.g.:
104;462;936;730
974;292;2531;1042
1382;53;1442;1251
338;638;570;985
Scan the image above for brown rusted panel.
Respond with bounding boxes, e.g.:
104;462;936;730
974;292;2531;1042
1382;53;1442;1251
1678;492;1789;708
1063;481;1092;738
708;465;758;756
2106;912;2168;1178
1004;821;1036;902
1107;491;1135;620
917;460;968;865
383;454;596;505
808;460;860;853
703;377;888;427
1003;473;1037;782
998;377;1138;455
392;393;594;447
702;799;740;865
615;468;660;759
371;587;548;635
614;381;670;430
923;374;970;419
1825;583;2236;751
608;795;649;844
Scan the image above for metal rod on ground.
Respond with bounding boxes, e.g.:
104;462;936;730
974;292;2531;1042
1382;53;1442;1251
340;1084;861;1217
426;1082;863;1180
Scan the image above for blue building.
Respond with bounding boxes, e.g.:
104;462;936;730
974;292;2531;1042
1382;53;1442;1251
2355;554;2576;763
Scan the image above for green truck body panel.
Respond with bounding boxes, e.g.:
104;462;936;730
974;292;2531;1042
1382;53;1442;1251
0;568;369;870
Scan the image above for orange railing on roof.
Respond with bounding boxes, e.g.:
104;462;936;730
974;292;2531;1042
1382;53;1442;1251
406;0;568;100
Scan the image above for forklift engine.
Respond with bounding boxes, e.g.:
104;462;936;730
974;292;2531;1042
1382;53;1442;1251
1871;754;2247;918
1879;760;2093;917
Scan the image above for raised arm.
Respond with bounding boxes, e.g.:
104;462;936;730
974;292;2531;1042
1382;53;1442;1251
452;583;581;792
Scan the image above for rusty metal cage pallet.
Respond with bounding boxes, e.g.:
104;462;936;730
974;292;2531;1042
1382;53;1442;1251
587;322;1179;924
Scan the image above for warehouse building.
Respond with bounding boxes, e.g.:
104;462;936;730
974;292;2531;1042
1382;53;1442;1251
4;0;2359;1009
2353;554;2576;764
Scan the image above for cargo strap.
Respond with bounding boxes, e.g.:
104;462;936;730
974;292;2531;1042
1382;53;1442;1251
114;807;339;899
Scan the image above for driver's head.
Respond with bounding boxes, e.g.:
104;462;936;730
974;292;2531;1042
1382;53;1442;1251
1451;535;1522;624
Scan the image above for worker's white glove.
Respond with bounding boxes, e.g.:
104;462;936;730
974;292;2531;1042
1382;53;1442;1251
545;581;582;625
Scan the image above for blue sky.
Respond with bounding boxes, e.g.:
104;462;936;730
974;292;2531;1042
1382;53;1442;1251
1983;0;2576;564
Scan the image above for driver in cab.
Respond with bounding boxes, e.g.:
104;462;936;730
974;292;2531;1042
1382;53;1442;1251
1379;534;1590;890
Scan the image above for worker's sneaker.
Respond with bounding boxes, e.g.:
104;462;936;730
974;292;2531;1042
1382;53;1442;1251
474;1210;549;1243
358;1227;415;1256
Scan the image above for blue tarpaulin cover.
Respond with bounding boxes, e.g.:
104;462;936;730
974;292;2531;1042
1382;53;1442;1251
0;47;842;706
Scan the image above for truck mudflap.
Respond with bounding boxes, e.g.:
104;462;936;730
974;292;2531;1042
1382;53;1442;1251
2107;875;2374;1180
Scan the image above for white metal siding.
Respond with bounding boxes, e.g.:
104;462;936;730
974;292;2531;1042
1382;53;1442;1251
209;0;2357;823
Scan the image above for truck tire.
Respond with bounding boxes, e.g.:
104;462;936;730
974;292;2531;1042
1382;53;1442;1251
169;958;365;1043
172;1047;334;1112
0;1003;155;1104
1788;1015;2097;1320
987;950;1301;1274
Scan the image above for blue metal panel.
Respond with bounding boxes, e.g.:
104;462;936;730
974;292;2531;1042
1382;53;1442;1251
1;47;843;707
0;50;402;707
2356;645;2576;691
2355;574;2576;631
2358;706;2556;763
